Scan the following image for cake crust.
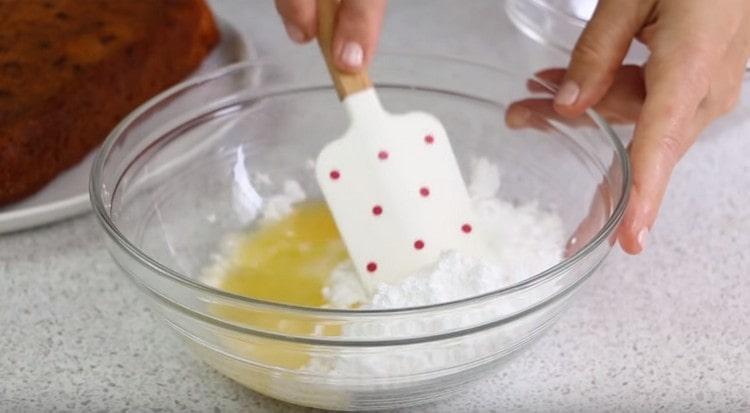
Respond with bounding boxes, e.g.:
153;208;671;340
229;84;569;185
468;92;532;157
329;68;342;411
0;0;219;205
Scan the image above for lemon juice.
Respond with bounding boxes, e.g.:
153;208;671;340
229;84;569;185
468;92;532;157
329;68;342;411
217;201;348;307
211;201;347;369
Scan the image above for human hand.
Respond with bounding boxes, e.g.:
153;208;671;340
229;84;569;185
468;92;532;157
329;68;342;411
547;0;749;254
507;65;645;131
275;0;387;73
507;66;643;258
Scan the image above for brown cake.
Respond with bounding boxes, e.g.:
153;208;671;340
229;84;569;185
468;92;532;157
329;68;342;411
0;0;219;205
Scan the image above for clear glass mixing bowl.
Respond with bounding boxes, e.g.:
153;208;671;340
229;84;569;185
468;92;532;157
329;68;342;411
91;55;629;411
505;0;650;63
505;0;750;72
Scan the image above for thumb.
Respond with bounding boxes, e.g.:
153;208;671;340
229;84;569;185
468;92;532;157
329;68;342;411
554;0;646;117
332;0;387;73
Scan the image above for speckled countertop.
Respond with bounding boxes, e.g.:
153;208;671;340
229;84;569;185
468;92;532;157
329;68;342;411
2;1;749;412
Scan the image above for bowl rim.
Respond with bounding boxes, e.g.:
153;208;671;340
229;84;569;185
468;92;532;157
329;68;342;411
90;54;631;317
504;0;589;54
523;0;589;26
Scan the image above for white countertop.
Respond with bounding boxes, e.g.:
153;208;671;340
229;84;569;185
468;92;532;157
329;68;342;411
2;1;749;411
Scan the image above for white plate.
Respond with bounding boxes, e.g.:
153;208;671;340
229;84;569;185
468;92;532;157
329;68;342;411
0;19;252;234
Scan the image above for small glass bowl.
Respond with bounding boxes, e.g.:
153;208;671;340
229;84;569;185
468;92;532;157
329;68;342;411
91;55;629;410
505;0;650;63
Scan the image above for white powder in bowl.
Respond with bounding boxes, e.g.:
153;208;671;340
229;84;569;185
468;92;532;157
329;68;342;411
260;179;306;222
323;157;564;310
301;158;565;379
205;157;566;382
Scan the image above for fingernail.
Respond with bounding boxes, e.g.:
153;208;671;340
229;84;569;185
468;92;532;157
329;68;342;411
284;22;306;43
340;41;364;68
554;80;580;106
637;227;649;251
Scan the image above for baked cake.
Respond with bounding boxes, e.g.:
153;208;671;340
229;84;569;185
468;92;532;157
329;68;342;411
0;0;219;205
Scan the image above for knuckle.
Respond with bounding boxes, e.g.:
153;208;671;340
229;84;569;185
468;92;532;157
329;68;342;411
651;42;713;91
684;66;711;95
655;100;683;124
678;47;714;90
656;131;685;165
572;36;611;68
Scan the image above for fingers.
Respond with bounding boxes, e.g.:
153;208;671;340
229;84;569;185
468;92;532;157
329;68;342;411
554;0;646;117
332;0;387;72
593;65;646;124
565;182;614;258
553;1;748;255
617;3;740;254
506;99;554;131
275;0;386;73
511;65;646;130
528;68;566;93
617;53;709;254
275;0;317;43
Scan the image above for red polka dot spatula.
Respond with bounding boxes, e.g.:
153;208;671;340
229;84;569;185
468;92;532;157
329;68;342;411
315;0;485;289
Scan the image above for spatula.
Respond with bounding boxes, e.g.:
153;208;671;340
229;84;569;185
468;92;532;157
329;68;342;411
315;0;484;289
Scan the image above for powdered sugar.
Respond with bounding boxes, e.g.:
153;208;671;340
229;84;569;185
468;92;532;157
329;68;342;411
367;251;510;308
260;179;306;222
299;157;564;379
206;157;566;381
322;157;564;310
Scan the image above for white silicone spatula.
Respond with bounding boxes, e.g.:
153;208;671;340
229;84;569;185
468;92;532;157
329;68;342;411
315;0;483;288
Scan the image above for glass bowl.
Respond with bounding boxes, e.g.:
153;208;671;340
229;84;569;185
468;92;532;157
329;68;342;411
505;0;750;72
91;55;629;411
505;0;650;63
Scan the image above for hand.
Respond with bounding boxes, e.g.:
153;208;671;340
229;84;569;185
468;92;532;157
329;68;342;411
275;0;387;73
549;0;750;254
507;65;645;131
507;68;643;258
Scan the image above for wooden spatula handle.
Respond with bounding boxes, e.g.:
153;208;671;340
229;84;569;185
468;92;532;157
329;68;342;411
317;0;372;100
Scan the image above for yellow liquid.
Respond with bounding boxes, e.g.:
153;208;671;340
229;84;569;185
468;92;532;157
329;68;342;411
212;201;347;369
217;201;348;307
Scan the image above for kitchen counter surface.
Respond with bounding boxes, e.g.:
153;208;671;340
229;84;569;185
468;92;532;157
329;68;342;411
2;1;749;411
